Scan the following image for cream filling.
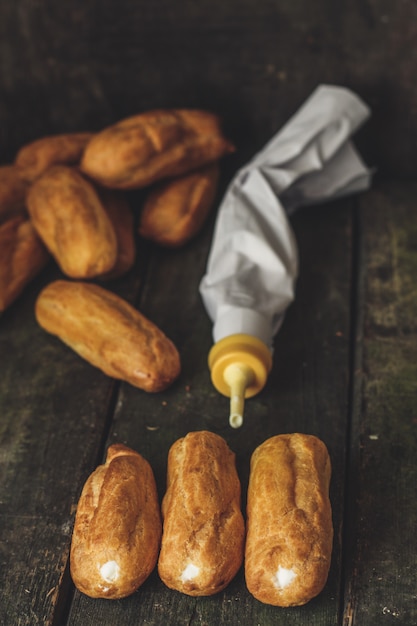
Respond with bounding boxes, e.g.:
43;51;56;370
272;565;297;589
180;563;200;583
100;560;120;583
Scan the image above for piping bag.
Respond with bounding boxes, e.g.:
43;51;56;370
199;84;373;428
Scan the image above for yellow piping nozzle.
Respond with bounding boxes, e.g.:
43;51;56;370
208;334;272;428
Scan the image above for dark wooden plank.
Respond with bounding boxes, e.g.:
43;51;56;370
343;182;417;625
67;198;354;625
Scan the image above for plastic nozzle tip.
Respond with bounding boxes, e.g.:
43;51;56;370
229;389;245;428
224;363;253;429
229;408;244;429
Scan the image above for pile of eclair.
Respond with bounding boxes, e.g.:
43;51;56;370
70;431;334;607
1;115;334;607
0;109;235;391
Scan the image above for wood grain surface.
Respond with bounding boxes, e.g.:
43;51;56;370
0;1;416;625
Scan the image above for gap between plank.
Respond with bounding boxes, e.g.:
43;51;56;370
338;197;365;625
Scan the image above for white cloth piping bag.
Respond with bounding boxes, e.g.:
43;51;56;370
199;84;372;428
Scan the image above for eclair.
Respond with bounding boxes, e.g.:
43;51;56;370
35;280;181;392
245;433;333;606
70;443;162;599
80;109;234;189
158;431;245;596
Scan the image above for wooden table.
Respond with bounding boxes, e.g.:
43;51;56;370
1;1;417;625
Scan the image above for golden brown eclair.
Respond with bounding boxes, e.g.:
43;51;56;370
14;132;93;182
0;215;49;312
26;165;118;279
158;431;245;596
138;163;219;248
80;109;234;190
35;280;181;392
70;443;162;599
245;433;333;607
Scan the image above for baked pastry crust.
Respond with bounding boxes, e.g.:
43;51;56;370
15;132;93;182
245;433;333;606
70;443;162;599
35;280;181;392
158;430;245;596
138;163;219;248
26;165;118;278
80;109;234;190
0;215;49;311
